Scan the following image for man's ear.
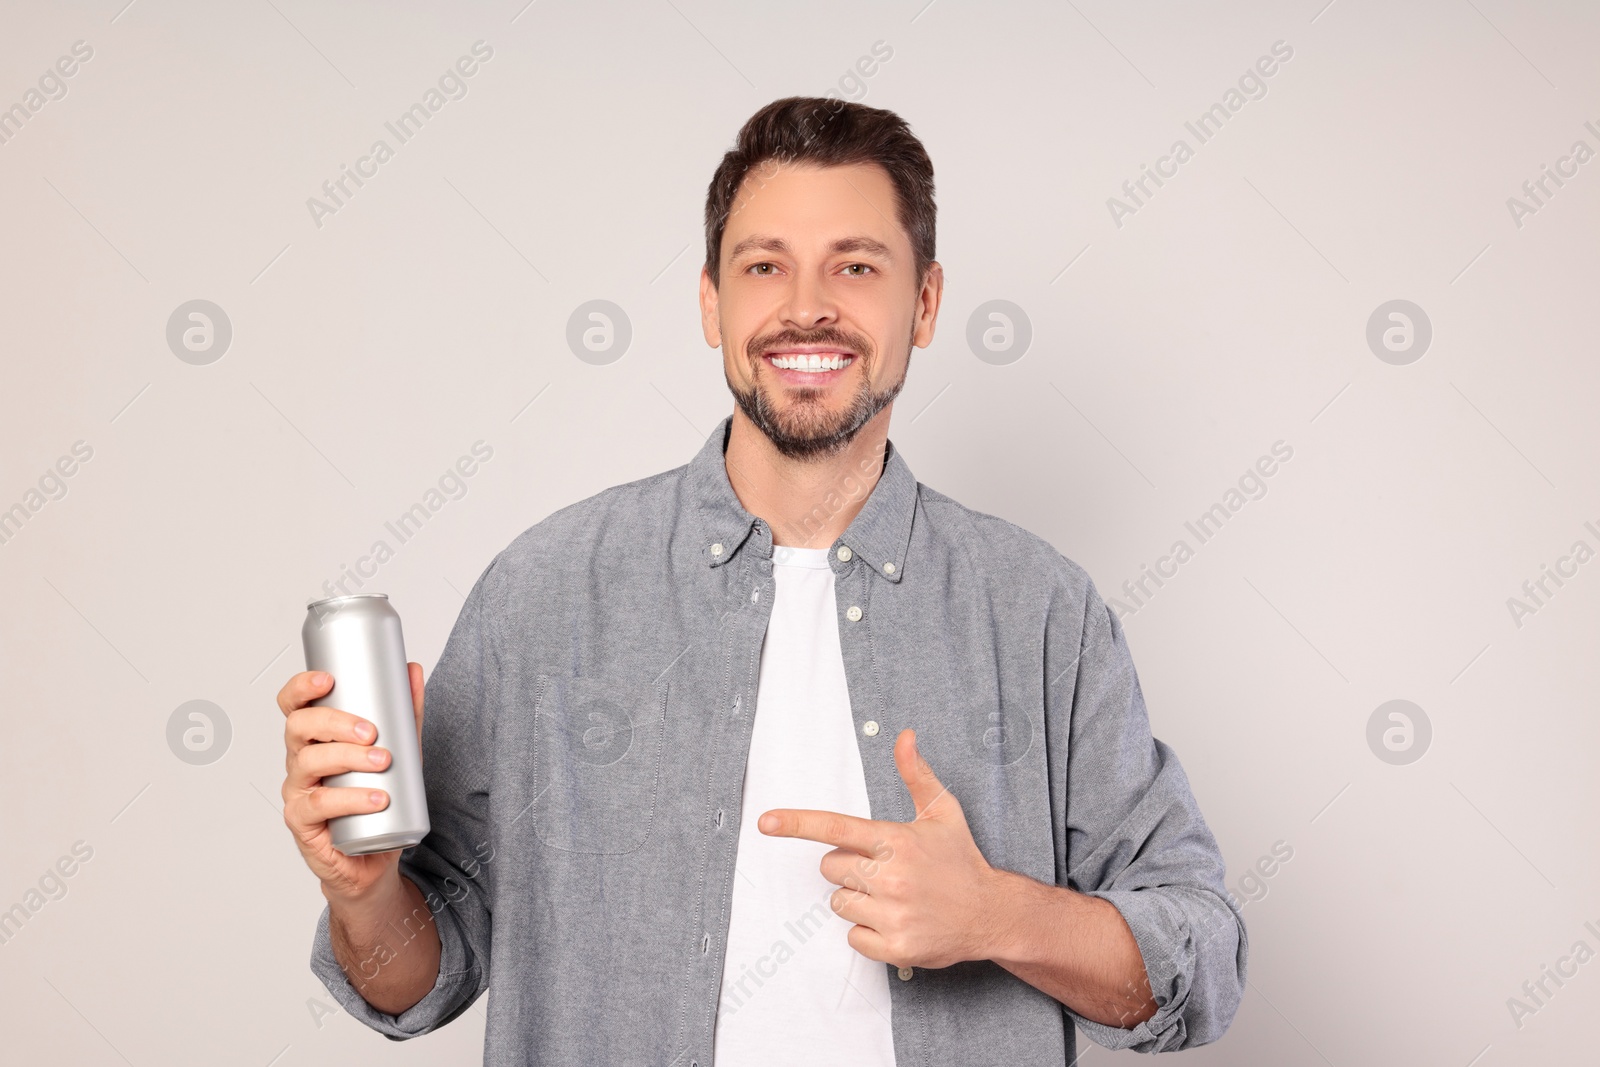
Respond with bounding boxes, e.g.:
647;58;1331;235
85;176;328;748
912;260;944;349
699;266;722;347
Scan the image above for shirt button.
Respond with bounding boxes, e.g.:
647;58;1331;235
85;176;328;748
846;605;862;622
863;720;879;737
898;966;914;981
883;561;896;574
836;545;853;562
710;543;724;557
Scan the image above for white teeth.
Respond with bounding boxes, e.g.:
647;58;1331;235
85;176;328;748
769;352;852;372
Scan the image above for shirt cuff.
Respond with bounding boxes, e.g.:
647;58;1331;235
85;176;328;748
308;877;481;1041
1065;887;1201;1053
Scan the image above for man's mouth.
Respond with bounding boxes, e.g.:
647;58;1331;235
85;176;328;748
762;347;855;375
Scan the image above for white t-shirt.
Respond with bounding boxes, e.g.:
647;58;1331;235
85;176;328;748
713;545;897;1065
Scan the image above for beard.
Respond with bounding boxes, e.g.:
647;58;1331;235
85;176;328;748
726;326;910;461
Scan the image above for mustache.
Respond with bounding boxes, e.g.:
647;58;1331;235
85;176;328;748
746;329;872;359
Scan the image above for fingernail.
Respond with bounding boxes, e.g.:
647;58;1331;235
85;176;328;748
758;814;778;833
368;748;386;766
369;791;385;805
356;721;374;740
313;671;330;687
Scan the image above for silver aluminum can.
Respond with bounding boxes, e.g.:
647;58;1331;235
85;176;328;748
301;593;430;855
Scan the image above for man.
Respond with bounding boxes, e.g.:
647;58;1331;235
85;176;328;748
280;96;1247;1064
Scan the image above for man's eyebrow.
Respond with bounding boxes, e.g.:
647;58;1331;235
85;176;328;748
727;234;895;263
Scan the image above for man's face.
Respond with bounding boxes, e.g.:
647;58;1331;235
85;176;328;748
700;161;941;460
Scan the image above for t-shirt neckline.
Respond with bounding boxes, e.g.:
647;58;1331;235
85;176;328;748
771;545;833;569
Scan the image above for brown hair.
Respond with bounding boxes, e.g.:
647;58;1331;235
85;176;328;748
703;96;936;291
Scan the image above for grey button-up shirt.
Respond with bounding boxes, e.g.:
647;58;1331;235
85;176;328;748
310;415;1248;1065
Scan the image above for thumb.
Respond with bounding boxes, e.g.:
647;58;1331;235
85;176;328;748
408;661;426;743
895;728;950;819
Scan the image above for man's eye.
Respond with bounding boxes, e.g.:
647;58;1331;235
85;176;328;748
844;263;874;276
748;263;775;275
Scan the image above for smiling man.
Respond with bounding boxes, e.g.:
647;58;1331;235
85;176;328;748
289;96;1247;1065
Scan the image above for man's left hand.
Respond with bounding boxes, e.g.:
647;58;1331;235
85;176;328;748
757;728;1009;970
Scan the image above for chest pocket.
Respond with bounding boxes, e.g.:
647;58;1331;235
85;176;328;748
531;673;667;854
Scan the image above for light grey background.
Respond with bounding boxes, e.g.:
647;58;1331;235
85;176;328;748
2;1;1596;1064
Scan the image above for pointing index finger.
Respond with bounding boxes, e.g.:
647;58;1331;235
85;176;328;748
758;808;885;854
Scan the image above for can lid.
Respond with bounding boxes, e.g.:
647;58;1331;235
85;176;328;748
305;592;390;610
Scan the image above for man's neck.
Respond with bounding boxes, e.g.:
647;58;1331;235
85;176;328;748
722;406;892;549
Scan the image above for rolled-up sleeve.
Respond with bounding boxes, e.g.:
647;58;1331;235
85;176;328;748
1052;571;1248;1052
308;559;501;1040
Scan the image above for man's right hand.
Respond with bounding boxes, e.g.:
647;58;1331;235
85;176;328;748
277;664;427;905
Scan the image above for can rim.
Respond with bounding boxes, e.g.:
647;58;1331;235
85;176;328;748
305;592;390;610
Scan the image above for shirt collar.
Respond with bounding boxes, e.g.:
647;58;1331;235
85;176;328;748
688;415;917;584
